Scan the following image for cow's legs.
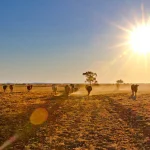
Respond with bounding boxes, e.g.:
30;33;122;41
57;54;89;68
135;91;137;97
132;90;134;96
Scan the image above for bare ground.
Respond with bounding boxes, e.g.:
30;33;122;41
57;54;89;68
0;85;150;150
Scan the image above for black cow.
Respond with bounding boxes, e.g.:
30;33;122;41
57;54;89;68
9;85;13;92
3;85;7;92
85;85;92;96
27;85;32;92
131;84;139;99
65;85;70;97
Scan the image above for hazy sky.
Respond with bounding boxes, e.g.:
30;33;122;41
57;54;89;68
0;0;150;83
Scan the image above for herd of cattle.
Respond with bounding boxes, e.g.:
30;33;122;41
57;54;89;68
51;84;94;97
52;84;80;97
51;84;139;98
2;84;33;92
1;84;92;97
1;84;139;99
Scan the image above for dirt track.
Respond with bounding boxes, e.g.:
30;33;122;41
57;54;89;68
0;86;150;150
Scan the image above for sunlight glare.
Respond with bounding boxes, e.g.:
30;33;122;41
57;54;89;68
129;25;150;54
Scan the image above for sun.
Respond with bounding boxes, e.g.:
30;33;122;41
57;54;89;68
129;25;150;54
111;4;150;56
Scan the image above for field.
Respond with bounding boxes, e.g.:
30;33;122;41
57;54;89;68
0;84;150;150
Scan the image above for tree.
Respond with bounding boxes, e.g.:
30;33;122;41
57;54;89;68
116;79;124;90
83;71;97;85
116;79;123;84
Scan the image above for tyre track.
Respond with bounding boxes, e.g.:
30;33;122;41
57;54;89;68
27;94;148;149
105;95;150;149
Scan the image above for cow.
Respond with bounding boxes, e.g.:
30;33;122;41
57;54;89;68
9;85;13;92
70;84;74;93
85;85;92;97
74;86;79;92
74;84;79;92
27;84;32;92
52;84;57;95
65;85;70;97
130;84;139;99
3;85;7;92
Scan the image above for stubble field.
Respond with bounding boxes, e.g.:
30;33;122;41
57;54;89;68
0;84;150;150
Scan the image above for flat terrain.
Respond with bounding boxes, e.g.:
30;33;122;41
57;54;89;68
0;84;150;150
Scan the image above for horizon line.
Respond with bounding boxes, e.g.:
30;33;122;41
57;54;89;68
0;82;150;84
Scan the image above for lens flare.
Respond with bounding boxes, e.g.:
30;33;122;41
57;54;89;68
0;134;19;150
30;108;48;125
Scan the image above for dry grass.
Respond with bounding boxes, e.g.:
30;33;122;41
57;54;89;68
0;84;150;150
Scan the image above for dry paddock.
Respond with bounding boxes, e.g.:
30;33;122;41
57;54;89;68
0;84;150;150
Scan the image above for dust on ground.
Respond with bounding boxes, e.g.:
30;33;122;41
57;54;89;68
0;84;150;150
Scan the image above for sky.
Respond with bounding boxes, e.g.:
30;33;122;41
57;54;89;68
0;0;150;83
